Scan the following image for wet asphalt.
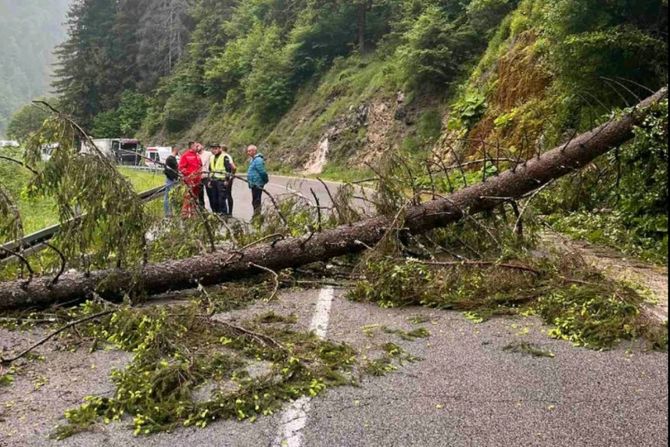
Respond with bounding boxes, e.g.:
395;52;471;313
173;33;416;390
2;288;666;447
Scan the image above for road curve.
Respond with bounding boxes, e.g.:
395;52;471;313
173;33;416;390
225;175;364;222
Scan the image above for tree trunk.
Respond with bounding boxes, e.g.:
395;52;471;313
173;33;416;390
0;88;666;311
357;2;367;54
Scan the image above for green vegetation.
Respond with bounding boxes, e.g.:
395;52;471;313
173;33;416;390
51;298;359;438
5;103;52;142
118;167;165;192
363;342;420;377
0;366;15;387
349;254;666;350
541;100;669;264
0;152;165;240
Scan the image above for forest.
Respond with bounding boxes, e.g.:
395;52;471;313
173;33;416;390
0;0;668;444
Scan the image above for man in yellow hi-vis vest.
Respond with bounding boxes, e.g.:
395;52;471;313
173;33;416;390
210;144;237;216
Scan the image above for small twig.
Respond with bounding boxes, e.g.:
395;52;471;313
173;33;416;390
558;276;599;287
348;177;380;185
195;280;217;317
206;317;285;350
317;177;340;221
211;213;240;247
300;228;316;249
249;263;280;301
1;310;115;365
240;233;285;251
44;242;67;286
514;180;555;234
33;101;118;171
509;201;523;238
354;240;375;250
310;188;323;232
0;246;34;287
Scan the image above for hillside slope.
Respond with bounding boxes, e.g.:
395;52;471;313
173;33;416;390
132;0;667;178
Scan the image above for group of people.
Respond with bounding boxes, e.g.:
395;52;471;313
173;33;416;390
163;142;269;219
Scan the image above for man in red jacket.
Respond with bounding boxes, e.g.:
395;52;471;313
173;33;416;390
178;142;203;217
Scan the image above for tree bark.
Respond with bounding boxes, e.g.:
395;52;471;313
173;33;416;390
0;88;666;311
357;0;370;54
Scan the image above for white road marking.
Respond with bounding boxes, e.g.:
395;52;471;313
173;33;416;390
272;287;335;447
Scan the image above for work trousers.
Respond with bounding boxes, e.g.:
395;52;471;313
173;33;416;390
163;178;176;217
251;186;263;217
222;179;234;216
209;179;228;215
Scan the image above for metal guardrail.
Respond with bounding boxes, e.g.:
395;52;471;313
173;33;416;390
0;185;166;263
120;165;164;172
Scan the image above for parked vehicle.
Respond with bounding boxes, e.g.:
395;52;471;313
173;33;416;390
81;138;143;165
40;143;60;161
0;140;19;148
145;146;172;168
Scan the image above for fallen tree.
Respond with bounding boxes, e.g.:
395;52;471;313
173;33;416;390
0;88;666;311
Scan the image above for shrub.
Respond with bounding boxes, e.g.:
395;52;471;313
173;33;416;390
467;0;520;34
163;89;206;134
6;102;51;141
92;91;149;137
396;6;481;89
242;27;294;120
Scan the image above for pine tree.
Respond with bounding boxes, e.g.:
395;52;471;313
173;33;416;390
136;0;193;91
52;0;119;127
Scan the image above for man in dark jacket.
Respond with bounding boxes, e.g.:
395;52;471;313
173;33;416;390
163;146;180;217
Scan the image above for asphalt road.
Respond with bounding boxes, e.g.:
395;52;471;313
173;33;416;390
216;175;361;222
1;288;667;447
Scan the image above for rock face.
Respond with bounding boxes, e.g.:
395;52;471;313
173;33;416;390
303;137;330;175
302;104;369;173
301;96;406;172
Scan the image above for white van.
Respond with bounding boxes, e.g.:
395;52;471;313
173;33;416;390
145;147;172;168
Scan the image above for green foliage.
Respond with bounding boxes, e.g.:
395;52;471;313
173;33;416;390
467;0;520;33
396;6;481;89
349;233;666;350
19;118;149;270
415;109;443;145
536;283;645;349
92;91;150;137
6;103;51;141
542;100;668;264
51;297;391;438
0;367;16;387
449;91;487;130
363;342;420;377
544;0;668;100
164;88;206;134
241;27;294;119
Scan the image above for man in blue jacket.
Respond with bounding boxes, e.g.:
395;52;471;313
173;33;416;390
246;145;269;217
